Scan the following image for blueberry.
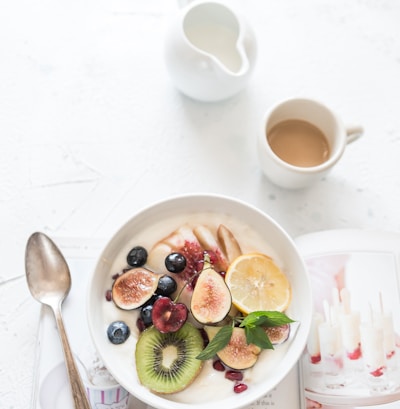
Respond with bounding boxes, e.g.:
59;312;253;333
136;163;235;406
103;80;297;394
140;304;154;327
143;293;163;307
127;246;148;267
165;252;186;273
156;275;177;296
107;321;130;344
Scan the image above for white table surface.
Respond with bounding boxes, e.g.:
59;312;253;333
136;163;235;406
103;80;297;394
1;0;400;407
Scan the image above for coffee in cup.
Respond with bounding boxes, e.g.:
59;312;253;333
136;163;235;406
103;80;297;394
258;97;363;189
267;118;330;167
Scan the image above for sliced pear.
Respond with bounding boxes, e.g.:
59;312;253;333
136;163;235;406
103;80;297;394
193;225;229;272
217;224;242;263
146;242;172;273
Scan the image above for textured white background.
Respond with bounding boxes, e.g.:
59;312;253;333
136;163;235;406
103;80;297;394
1;0;400;408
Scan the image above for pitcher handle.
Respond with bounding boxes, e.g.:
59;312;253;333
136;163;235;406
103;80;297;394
345;125;364;144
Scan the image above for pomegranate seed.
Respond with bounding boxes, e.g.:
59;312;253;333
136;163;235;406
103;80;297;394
213;360;225;372
191;275;199;289
136;318;146;332
219;271;226;279
207;250;218;264
225;370;243;381
105;289;112;301
194;259;204;274
234;383;248;393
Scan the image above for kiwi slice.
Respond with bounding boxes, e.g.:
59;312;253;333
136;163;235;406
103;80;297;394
135;322;204;394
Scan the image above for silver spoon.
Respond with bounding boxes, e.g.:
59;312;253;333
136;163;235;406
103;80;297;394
25;232;91;409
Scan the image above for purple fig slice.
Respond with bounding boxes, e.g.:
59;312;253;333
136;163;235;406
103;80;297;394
205;326;261;370
112;268;158;310
190;255;232;325
265;323;290;345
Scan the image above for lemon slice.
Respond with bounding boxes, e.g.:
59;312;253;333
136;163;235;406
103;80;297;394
225;252;291;314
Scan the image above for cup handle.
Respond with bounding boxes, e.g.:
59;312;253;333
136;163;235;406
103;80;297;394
345;125;363;144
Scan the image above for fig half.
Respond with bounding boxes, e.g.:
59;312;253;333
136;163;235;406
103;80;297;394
190;255;232;325
112;267;158;310
205;326;261;370
265;323;291;345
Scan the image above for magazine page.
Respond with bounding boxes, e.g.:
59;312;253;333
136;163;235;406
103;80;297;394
296;230;400;409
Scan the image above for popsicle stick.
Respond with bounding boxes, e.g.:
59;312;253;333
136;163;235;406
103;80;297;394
379;291;384;314
340;288;351;314
368;303;374;325
332;287;340;307
323;299;331;326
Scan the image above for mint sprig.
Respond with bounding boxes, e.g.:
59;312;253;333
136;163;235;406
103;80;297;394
240;310;294;328
196;325;233;360
196;310;294;361
244;325;273;349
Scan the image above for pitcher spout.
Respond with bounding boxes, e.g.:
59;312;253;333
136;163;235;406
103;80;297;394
164;0;257;102
183;2;250;76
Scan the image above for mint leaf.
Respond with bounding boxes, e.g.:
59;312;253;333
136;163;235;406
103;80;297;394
196;325;233;360
240;311;294;328
196;311;295;361
245;326;274;350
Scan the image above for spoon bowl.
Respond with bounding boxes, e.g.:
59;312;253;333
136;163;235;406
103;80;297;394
25;232;91;409
25;232;71;306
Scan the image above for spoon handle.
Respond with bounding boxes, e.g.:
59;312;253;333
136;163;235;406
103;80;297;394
53;305;92;409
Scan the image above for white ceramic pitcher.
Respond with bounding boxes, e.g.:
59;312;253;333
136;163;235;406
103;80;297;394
164;0;257;102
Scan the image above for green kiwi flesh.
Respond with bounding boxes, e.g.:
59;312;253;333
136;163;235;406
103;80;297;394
135;322;204;394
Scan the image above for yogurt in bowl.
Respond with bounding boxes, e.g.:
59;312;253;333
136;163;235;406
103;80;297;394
87;193;312;409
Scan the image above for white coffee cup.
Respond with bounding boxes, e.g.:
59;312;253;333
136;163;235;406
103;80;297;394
257;97;363;189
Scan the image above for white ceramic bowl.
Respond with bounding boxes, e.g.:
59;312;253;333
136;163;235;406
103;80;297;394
87;193;312;409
